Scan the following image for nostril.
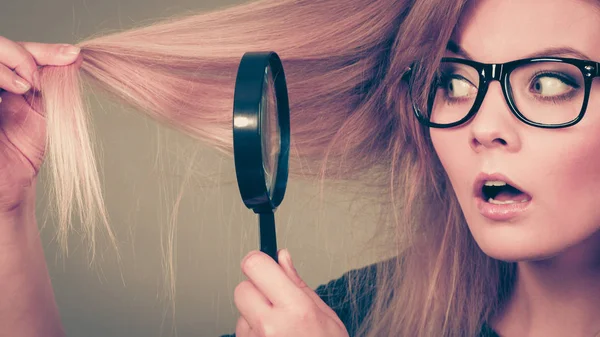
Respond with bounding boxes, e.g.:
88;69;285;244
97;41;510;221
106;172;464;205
471;138;508;152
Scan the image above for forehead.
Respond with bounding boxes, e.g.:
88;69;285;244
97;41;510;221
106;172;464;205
453;0;600;62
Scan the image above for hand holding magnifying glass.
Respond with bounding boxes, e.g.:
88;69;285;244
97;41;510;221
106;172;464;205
232;51;290;264
230;53;350;337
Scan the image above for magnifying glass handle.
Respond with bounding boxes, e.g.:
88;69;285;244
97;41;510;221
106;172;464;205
259;211;278;264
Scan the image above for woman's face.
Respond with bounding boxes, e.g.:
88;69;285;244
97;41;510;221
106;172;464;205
430;0;600;262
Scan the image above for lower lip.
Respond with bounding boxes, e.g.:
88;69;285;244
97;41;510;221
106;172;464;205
475;197;532;221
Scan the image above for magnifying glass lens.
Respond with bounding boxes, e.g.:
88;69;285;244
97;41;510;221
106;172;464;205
233;51;290;262
260;66;281;198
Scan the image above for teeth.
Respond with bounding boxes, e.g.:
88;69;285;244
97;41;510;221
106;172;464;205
484;180;507;187
488;198;530;205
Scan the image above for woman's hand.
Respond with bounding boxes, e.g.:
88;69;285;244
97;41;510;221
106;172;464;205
0;37;80;337
0;36;80;216
234;249;350;337
0;36;80;337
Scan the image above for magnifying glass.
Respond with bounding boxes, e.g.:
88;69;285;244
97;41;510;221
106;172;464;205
232;51;290;264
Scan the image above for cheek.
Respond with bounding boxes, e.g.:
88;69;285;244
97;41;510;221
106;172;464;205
535;136;600;225
506;138;600;260
431;131;455;169
536;108;600;215
430;131;471;191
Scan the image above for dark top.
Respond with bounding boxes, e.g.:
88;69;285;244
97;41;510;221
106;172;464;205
220;260;500;337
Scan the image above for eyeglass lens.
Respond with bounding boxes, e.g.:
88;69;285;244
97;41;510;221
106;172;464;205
426;61;585;125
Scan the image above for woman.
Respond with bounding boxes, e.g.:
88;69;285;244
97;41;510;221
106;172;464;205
0;0;599;336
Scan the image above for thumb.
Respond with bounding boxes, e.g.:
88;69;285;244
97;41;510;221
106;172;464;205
18;42;81;67
279;249;307;288
278;249;347;328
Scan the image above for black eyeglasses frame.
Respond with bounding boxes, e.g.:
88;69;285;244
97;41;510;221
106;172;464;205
409;57;600;129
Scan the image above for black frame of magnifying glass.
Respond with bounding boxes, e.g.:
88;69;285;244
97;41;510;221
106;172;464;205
233;51;290;213
409;57;600;129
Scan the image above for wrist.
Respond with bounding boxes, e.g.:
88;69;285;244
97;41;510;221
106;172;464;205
0;189;39;279
0;183;65;337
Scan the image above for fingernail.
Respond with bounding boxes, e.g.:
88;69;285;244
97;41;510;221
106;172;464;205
284;249;297;273
242;250;261;267
284;249;306;287
14;78;31;91
60;44;80;55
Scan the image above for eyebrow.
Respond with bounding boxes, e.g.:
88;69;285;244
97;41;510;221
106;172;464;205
446;40;593;61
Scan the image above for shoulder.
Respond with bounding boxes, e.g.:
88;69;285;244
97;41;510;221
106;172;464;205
219;257;397;337
314;258;381;305
222;256;499;337
315;256;397;336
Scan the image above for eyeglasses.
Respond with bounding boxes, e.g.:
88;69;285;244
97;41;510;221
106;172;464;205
409;57;600;129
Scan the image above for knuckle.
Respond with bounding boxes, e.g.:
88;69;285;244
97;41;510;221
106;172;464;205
11;47;29;63
286;303;319;325
295;296;315;310
51;43;78;59
14;57;35;73
294;306;317;322
31;44;63;63
51;44;66;54
259;320;279;337
7;54;35;75
36;46;57;61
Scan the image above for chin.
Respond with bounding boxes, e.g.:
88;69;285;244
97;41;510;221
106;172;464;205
479;246;556;263
468;225;565;263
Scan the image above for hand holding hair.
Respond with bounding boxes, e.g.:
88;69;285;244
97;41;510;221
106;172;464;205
0;36;80;216
0;36;79;337
0;36;80;95
234;249;349;337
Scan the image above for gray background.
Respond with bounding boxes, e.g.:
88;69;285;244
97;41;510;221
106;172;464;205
0;1;381;336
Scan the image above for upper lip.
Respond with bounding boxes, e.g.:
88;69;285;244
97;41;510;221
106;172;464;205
473;172;532;200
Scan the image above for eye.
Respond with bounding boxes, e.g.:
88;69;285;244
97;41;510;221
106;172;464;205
530;75;576;97
445;76;477;98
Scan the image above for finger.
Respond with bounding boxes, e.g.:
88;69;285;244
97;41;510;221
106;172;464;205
0;36;38;91
235;316;260;337
0;91;46;172
241;250;311;308
277;249;307;288
22;90;44;115
18;41;80;67
233;280;272;329
0;64;31;94
278;249;343;324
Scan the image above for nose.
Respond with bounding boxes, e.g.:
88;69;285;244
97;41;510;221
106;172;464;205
469;82;522;153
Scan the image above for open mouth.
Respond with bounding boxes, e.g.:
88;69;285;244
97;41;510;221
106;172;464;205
481;181;532;205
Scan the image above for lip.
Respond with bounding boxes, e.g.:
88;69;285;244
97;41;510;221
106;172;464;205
473;172;533;221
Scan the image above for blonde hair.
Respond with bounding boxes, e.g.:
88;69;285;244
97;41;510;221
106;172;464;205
37;0;516;335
